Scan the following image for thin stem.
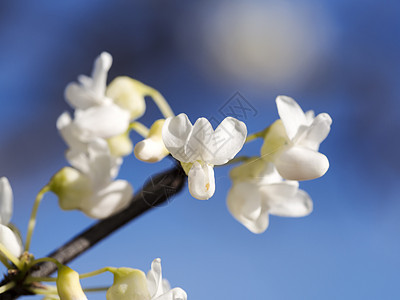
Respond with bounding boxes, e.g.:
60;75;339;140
245;125;272;143
25;276;56;284
30;257;63;269
130;121;149;138
28;286;57;296
0;243;22;270
25;185;50;252
0;281;16;294
83;286;109;293
79;267;115;279
0;255;12;269
146;87;175;118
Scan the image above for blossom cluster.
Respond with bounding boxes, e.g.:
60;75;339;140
0;52;331;299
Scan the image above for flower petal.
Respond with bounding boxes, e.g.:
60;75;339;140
162;114;195;162
57;112;87;153
267;187;313;217
227;181;269;234
275;146;329;181
153;288;187;300
0;177;13;225
134;138;168;163
187;162;215;200
0;224;23;258
74;104;130;140
91;52;112;97
147;258;164;298
296;113;332;150
186;118;213;162
276;96;307;140
81;180;133;219
207;117;247;165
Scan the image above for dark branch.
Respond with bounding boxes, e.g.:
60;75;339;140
1;164;186;299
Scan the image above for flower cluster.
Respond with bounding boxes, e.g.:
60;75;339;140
227;96;332;233
0;52;332;299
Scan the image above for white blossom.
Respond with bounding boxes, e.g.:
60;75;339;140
61;52;131;156
261;96;332;181
162;113;247;200
50;139;133;219
0;177;23;258
227;161;312;233
106;258;187;300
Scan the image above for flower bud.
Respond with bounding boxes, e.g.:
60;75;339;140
56;266;87;300
49;167;92;211
106;76;146;120
134;119;169;163
107;132;133;157
106;268;151;300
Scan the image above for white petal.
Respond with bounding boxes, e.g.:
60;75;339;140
81;180;133;219
65;82;103;110
296;113;332;150
134;138;169;163
91;52;112;97
207;117;247;165
257;162;284;185
147;258;164;298
267;187;313;217
152;288;187;300
187;162;215;200
162;114;195;162
276;96;307;140
226;181;269;234
186;118;213;162
0;177;12;225
275;146;329;181
0;224;23;258
57;112;87;153
74;104;130;140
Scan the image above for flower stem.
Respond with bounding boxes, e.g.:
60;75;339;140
146;87;175;118
0;281;16;294
245;125;272;143
79;267;115;279
83;286;109;293
129;121;149;138
30;257;63;269
25;185;50;252
0;254;12;269
0;243;22;270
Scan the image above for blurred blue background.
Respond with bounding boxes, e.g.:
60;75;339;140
0;0;399;299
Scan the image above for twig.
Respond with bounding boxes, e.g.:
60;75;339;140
0;164;186;299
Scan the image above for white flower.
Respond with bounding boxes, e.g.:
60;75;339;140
61;52;131;153
261;96;332;181
56;265;87;300
65;52;113;109
50;139;133;219
227;161;312;233
106;258;187;300
134;119;169;163
162;113;247;200
0;177;23;258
